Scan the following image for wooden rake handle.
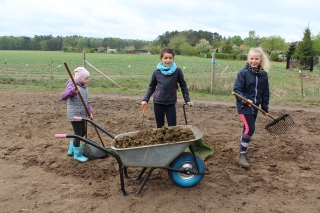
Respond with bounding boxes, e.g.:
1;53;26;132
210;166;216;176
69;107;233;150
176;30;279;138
232;92;275;120
141;104;146;130
142;104;146;114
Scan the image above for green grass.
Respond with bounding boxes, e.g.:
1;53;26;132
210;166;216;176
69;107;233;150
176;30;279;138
1;50;320;104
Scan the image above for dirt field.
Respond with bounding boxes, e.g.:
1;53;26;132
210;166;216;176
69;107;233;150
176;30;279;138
0;89;320;213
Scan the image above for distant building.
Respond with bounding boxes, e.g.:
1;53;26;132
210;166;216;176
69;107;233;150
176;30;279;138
107;49;117;54
134;49;148;54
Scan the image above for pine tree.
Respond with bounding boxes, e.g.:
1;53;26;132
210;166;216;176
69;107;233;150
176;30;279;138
286;42;296;57
297;27;315;71
286;42;297;69
298;27;314;59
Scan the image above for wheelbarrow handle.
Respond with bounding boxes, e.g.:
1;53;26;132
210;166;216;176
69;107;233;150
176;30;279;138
55;134;67;138
73;116;82;121
232;92;275;120
73;116;115;139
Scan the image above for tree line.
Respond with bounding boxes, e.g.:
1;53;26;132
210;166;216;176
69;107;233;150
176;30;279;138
0;34;150;53
0;28;319;62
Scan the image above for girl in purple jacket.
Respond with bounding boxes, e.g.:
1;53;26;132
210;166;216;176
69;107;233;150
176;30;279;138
61;67;93;162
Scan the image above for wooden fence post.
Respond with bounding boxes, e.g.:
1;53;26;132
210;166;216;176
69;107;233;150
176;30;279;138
50;57;53;88
210;52;215;93
299;69;304;103
83;51;86;67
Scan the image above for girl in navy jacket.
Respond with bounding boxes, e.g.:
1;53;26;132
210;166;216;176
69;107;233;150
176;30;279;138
141;47;192;128
233;47;270;168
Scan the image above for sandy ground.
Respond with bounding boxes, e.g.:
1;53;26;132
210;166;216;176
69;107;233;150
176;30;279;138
0;89;320;213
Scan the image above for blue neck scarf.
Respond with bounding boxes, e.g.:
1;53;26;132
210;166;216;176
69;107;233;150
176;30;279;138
157;62;177;75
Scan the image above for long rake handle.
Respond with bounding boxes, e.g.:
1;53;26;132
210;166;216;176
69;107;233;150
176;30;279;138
64;62;106;147
232;92;276;120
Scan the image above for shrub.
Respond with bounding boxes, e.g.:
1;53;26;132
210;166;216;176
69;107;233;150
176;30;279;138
215;53;236;60
236;54;247;60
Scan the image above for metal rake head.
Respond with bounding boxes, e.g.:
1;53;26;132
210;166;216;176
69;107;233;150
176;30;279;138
265;114;295;137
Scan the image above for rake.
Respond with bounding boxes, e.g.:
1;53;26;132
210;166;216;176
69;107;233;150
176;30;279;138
141;104;146;130
232;92;295;137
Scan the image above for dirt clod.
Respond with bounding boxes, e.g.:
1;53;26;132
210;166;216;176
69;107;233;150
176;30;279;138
114;126;194;148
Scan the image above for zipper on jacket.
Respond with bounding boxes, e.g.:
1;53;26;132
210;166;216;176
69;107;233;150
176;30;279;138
254;76;258;104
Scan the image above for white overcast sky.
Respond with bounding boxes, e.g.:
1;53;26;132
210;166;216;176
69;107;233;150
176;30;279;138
1;0;319;42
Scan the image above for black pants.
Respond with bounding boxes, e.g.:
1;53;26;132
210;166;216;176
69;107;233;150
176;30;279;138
154;103;176;128
71;121;86;147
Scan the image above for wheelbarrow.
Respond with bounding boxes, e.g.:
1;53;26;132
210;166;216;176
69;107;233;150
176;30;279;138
55;116;209;196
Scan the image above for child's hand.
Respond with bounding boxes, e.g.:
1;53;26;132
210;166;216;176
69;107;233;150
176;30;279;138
246;99;253;106
141;101;147;106
89;114;93;119
187;102;193;107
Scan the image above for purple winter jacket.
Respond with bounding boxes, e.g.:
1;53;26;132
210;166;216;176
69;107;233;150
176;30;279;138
61;79;93;121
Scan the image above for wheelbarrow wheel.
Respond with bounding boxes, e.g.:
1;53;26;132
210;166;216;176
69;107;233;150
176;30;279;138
168;152;205;188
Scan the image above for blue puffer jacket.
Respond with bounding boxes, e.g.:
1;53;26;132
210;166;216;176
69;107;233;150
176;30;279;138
142;67;190;105
233;66;270;114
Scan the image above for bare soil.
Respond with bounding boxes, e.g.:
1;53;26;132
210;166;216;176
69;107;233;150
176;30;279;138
0;89;320;213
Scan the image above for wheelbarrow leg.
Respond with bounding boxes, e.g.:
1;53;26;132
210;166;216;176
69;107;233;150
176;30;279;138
188;144;201;172
135;167;156;194
124;166;129;178
124;166;148;180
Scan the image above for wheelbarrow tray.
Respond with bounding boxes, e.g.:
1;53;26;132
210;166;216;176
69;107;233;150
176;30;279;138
111;125;203;167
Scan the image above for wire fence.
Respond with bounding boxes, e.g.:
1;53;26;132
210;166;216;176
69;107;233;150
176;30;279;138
0;53;319;105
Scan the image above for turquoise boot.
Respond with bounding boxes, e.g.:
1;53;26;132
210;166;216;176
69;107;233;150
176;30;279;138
73;146;88;162
67;141;74;156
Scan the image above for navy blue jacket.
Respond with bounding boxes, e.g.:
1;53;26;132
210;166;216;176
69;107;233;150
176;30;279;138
142;67;190;105
233;66;270;114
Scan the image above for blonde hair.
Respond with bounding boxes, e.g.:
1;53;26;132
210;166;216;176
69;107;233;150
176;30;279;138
248;47;270;71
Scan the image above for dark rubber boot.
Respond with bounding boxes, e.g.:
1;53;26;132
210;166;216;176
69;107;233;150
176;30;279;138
236;153;250;168
244;153;255;162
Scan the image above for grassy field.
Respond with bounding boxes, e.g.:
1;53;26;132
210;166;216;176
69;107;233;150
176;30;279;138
0;50;319;104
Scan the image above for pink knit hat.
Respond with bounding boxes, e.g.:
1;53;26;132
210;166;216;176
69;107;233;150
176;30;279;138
74;67;90;80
